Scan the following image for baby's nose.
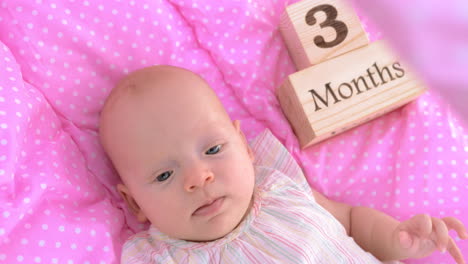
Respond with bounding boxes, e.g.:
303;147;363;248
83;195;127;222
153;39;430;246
183;165;215;192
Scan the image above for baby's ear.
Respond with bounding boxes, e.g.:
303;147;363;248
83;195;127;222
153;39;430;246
117;184;148;223
233;120;255;161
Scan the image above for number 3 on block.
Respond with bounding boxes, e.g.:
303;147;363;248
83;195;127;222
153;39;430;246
280;0;369;70
305;4;348;48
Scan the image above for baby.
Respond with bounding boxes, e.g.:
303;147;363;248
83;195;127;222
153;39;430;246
99;65;467;263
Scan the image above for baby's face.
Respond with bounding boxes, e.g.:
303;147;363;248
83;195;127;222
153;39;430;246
100;66;255;241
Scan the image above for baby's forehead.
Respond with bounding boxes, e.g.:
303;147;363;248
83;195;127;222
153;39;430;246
105;66;211;112
101;66;233;135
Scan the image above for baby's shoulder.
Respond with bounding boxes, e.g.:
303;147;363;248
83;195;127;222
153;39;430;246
120;230;165;263
121;230;151;252
250;129;310;192
253;165;316;207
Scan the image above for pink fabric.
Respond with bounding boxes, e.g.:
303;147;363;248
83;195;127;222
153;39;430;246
0;0;466;263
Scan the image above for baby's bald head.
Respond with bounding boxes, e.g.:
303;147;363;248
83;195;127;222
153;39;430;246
101;65;222;118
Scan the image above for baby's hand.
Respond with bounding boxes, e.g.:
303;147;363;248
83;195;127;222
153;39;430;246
395;214;468;264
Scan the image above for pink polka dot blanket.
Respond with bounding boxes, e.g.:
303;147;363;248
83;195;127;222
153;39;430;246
0;0;466;263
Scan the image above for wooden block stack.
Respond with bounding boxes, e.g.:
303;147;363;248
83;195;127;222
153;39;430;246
277;0;426;148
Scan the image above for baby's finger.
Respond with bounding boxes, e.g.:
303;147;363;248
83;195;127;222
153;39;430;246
443;217;468;239
446;237;466;264
432;217;449;252
409;214;433;237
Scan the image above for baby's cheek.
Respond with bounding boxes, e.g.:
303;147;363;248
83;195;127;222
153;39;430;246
139;190;171;220
233;161;255;192
146;198;186;234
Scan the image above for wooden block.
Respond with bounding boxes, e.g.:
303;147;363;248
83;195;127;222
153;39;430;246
276;41;426;148
280;0;369;70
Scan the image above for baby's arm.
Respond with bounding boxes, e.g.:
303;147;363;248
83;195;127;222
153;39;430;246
312;190;468;263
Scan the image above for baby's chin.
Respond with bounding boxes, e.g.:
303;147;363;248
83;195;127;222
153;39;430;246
184;227;233;243
182;197;254;242
183;213;245;242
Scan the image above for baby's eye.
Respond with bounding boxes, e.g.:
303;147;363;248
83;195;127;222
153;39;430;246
205;145;221;155
156;171;173;182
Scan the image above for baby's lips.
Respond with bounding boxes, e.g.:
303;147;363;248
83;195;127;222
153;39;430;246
192;196;225;216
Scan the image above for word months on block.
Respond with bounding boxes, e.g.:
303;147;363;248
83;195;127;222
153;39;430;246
277;41;426;148
280;0;369;70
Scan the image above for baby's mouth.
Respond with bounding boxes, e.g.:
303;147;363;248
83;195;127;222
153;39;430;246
193;196;225;217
